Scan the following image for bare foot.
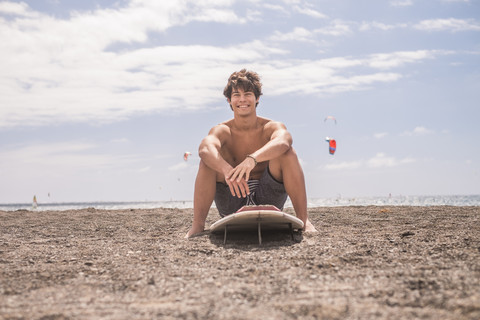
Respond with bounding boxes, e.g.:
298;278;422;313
304;219;317;233
185;225;205;239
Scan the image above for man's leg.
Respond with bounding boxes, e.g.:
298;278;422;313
186;160;218;238
269;148;317;232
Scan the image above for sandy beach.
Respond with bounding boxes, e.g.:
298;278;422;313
0;206;479;319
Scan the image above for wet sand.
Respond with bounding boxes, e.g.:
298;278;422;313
0;206;479;319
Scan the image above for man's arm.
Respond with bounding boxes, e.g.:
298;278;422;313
251;121;293;163
198;125;232;176
199;125;250;198
229;121;292;183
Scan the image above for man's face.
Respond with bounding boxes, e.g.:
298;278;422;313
228;87;259;112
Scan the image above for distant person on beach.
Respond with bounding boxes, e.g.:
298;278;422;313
186;69;317;238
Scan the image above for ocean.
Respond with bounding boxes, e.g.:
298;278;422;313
1;195;479;212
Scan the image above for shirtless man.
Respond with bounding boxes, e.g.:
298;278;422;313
186;69;317;238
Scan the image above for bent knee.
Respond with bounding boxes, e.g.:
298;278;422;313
273;147;299;164
285;147;298;159
198;160;226;182
268;147;301;180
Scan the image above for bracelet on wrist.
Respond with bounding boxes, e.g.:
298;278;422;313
246;155;258;166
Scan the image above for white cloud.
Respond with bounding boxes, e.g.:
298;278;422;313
390;0;414;7
314;20;352;36
111;138;130;144
374;132;388;139
0;142;104;168
293;5;327;19
185;7;247;24
168;162;189;171
0;141;149;174
367;153;415;168
246;8;262;21
360;18;480;34
401;126;434;136
0;0;444;129
366;50;436;69
359;21;407;31
269;27;315;42
138;166;151;173
324;153;415;170
360;18;480;33
412;126;434;135
269;21;351;43
324;161;362;170
261;60;402;96
280;0;302;4
415;18;480;32
0;1;38;17
263;4;290;15
257;50;441;96
1;31;436;128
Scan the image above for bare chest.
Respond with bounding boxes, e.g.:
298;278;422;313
222;129;267;166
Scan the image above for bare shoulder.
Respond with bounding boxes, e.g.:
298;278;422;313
207;121;232;142
259;117;287;133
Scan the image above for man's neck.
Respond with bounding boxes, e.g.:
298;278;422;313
233;113;258;131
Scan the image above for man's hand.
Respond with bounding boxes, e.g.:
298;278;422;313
226;176;249;198
225;156;256;198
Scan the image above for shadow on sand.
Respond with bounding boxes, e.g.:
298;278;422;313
208;229;304;249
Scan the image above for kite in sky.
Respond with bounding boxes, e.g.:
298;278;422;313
324;115;337;124
325;137;336;155
183;152;192;161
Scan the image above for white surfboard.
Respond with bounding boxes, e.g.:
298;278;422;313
210;205;304;244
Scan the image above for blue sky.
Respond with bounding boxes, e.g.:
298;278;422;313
1;0;479;203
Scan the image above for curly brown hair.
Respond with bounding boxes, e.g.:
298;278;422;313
223;69;263;108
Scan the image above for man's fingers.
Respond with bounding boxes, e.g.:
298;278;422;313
229;182;240;198
226;179;238;197
226;160;255;198
236;168;247;182
227;182;236;197
237;179;249;197
228;175;237;196
244;170;250;182
228;169;238;182
232;182;242;198
227;178;250;198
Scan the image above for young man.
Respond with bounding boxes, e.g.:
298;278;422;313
186;69;316;238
